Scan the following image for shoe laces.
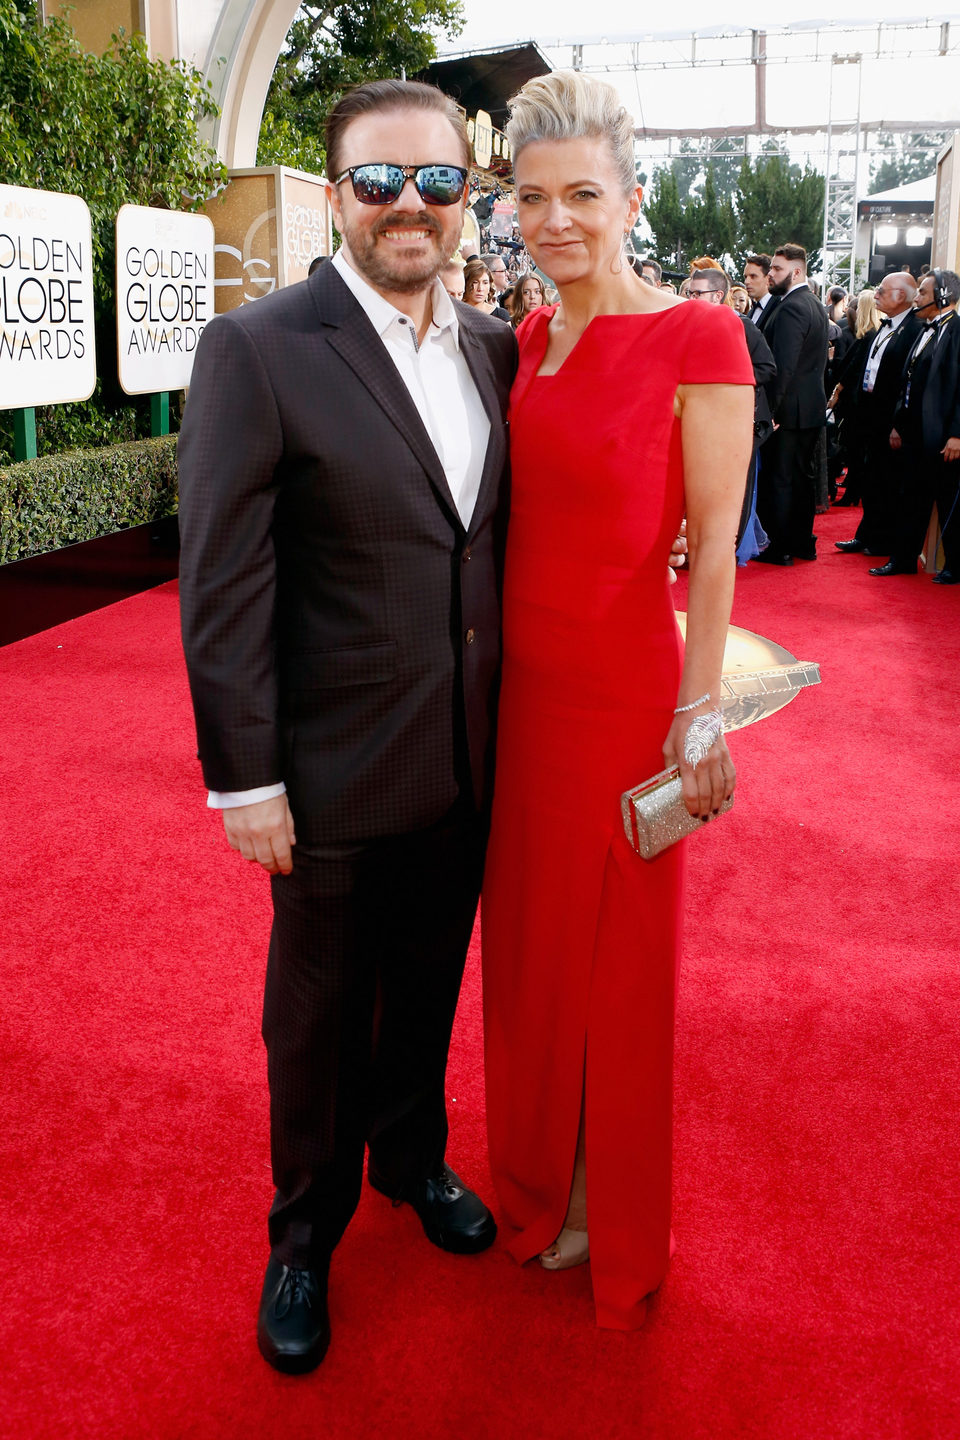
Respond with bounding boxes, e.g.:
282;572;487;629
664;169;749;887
432;1170;462;1200
275;1267;315;1320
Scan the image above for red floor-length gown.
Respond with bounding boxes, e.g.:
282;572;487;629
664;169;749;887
482;300;754;1330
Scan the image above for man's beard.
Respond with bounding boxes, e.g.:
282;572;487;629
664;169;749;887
768;276;792;297
340;210;458;294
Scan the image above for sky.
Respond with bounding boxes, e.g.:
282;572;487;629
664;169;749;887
441;6;960;141
448;4;955;53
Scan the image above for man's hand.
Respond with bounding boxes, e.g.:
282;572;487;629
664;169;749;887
223;796;296;875
667;519;688;585
890;428;902;451
942;436;960;462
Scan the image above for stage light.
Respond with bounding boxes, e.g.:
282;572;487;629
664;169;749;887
875;224;898;248
905;226;929;247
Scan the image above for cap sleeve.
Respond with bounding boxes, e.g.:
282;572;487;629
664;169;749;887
679;303;755;386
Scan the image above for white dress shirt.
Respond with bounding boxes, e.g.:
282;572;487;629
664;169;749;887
751;293;772;324
862;308;908;393
208;250;492;810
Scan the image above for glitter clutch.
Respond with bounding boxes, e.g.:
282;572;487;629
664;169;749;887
620;660;822;860
621;768;734;861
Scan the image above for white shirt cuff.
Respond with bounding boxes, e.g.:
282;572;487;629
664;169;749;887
207;782;286;809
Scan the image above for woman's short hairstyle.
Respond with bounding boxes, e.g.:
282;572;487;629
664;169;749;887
462;258;491;298
855;288;880;339
505;71;636;196
325;79;471;182
689;256;724;273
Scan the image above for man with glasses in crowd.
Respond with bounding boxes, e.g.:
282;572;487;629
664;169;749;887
885;268;960;580
179;79;515;1376
481;250;510;300
686;270;777;546
831;271;921;569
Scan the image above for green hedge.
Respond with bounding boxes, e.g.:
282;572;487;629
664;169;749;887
0;435;179;565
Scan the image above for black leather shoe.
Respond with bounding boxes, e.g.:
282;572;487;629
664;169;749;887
370;1164;497;1254
932;569;959;584
257;1257;330;1375
869;561;915;576
835;538;867;553
754;550;793;566
794;548;817;561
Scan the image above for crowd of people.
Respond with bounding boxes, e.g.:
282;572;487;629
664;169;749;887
439;232;960;582
631;247;960;580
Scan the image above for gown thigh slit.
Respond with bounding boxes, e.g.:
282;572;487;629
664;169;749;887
482;302;754;1329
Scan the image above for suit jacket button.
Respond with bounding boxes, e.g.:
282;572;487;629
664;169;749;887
463;546;472;562
465;628;476;644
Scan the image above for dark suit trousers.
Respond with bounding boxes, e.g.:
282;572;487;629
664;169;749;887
855;405;899;554
757;425;821;557
934;460;960;570
262;797;487;1268
890;447;936;570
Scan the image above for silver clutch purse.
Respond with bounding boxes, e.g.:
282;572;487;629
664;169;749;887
621;767;734;860
620;661;821;861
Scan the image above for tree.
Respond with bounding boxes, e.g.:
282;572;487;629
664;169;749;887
642;164;736;272
258;0;465;174
682;167;737;262
733;155;824;270
868;131;948;194
642;167;684;270
0;1;227;461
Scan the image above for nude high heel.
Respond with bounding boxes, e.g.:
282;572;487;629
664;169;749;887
539;1227;589;1270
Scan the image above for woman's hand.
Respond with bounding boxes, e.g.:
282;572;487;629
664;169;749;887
662;711;735;820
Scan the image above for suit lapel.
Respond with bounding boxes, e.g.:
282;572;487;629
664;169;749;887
314;268;463;527
458;314;507;537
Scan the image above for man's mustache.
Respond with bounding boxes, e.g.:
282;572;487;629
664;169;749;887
372;213;442;237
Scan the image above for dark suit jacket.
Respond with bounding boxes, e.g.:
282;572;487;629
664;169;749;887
753;296;778;333
741;315;777;444
178;263;517;843
919;311;960;455
763;285;829;428
838;311;923;435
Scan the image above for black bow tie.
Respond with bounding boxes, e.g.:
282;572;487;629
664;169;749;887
878;317;892;328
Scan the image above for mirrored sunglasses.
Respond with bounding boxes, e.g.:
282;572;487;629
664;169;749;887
334;164;468;207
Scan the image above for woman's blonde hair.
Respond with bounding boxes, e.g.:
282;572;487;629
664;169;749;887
855;289;880;339
505;71;637;196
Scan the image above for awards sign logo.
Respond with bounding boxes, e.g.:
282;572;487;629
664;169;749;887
116;206;215;394
0;184;97;410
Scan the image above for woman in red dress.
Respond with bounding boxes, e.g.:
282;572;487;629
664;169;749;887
481;71;755;1330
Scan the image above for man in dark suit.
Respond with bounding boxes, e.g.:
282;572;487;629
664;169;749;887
685;269;777;544
884;269;960;580
832;272;922;563
178;79;515;1375
754;243;829;565
743;252;776;332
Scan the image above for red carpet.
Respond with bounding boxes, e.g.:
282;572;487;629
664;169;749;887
3;506;959;1438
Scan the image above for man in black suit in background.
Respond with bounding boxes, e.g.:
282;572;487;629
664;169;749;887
178;80;515;1375
685;269;777;541
885;269;960;580
832;272;921;565
755;243;829;566
743;253;776;331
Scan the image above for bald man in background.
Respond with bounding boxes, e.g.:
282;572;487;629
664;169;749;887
832;271;921;563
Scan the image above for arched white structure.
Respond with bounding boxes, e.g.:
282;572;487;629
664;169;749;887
175;0;303;167
42;0;302;166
